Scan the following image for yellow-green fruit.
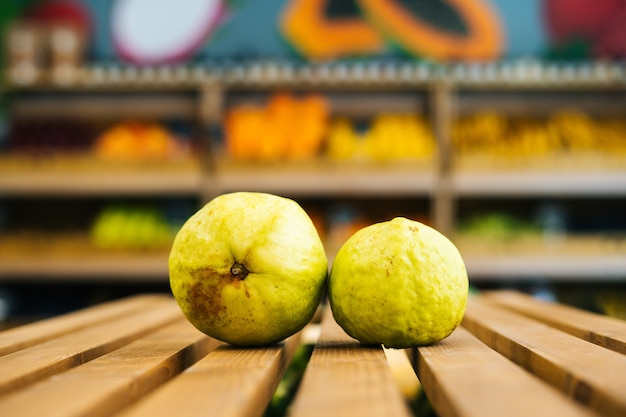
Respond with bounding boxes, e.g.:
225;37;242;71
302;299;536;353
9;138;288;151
169;192;328;346
328;217;468;348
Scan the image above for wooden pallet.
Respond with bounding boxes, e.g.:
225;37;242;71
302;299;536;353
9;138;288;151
0;291;625;417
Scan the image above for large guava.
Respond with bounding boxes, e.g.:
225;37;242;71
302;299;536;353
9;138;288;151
169;192;328;346
328;217;468;348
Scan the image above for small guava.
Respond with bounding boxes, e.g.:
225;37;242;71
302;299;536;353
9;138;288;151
169;192;328;346
328;217;468;348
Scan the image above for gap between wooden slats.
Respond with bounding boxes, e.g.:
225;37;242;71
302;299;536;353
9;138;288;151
463;298;626;417
0;295;172;357
0;297;181;395
410;326;599;417
287;308;412;417
0;318;219;417
483;290;626;354
113;332;301;417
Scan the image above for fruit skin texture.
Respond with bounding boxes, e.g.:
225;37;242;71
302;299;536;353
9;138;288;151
328;217;468;348
169;192;328;346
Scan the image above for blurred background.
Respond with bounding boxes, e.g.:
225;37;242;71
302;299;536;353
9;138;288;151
1;0;625;325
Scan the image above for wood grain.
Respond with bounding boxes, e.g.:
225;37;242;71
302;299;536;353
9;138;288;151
463;298;626;417
0;298;181;395
287;309;412;417
483;290;626;354
115;333;301;417
0;318;218;417
1;290;621;417
0;295;170;356
410;326;599;417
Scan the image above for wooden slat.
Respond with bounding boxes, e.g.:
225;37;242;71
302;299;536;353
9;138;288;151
0;297;181;395
215;162;434;197
0;253;169;281
409;327;599;417
10;94;197;120
287;309;412;417
115;333;301;417
463;298;626;417
0;168;202;196
0;295;169;356
484;290;626;354
0;318;219;417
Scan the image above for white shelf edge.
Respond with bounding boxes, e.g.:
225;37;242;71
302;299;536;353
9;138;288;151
0;169;204;196
466;255;626;281
452;170;626;196
0;254;169;282
215;164;436;196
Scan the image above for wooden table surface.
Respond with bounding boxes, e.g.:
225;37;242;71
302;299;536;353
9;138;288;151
0;291;625;417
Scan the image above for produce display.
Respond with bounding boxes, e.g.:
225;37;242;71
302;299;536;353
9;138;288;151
328;217;468;348
90;204;176;251
326;113;435;161
224;93;329;162
93;121;192;162
1;119;194;163
457;211;540;241
3;72;624;328
452;110;626;158
169;192;328;346
224;94;435;163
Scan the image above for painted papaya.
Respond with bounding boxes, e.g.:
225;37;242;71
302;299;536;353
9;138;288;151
280;0;385;60
357;0;504;61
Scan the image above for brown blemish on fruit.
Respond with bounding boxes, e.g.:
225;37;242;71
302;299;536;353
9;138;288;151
184;266;249;325
409;225;419;232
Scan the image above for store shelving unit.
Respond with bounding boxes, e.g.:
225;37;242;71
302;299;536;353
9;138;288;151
1;61;625;284
448;75;626;283
0;250;168;281
465;254;626;281
214;160;435;197
0;164;203;196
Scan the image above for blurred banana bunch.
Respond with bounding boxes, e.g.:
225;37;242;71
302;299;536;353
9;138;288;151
326;114;435;162
452;110;626;157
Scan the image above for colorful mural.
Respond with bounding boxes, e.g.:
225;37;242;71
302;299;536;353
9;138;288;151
279;0;504;61
543;0;626;59
3;0;626;66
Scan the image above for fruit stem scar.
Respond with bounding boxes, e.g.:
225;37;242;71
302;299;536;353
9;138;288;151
230;262;249;280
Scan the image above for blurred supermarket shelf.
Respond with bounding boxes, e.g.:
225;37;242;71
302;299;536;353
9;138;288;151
452;154;626;196
4;59;626;284
0;233;169;281
0;253;169;281
214;160;436;197
465;255;626;281
0;156;438;197
8;91;199;121
2;245;624;283
453;170;626;196
6;60;626;91
2;233;625;282
0;157;203;196
457;234;626;281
